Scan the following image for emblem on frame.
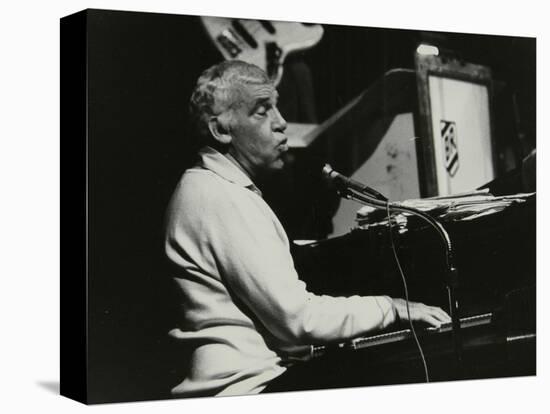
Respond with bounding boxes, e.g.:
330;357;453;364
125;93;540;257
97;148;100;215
441;120;459;177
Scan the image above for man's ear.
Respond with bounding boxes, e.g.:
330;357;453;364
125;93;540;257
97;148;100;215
207;116;232;145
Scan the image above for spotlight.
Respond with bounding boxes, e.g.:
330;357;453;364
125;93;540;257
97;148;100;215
416;44;439;56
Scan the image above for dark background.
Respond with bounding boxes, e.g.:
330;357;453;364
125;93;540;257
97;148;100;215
84;9;535;402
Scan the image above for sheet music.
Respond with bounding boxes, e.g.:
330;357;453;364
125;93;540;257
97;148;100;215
356;191;535;227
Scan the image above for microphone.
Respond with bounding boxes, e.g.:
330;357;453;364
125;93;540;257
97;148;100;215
323;164;462;366
322;164;388;201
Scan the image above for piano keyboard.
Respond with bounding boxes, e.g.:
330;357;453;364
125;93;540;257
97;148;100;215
309;313;493;358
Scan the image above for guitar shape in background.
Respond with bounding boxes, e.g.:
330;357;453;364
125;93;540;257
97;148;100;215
201;16;324;86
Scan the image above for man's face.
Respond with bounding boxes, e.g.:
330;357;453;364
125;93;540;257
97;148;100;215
226;82;288;178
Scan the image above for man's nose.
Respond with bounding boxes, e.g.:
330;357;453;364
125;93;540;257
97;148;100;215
272;107;287;132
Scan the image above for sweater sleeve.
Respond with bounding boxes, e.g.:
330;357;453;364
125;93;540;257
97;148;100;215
201;185;397;346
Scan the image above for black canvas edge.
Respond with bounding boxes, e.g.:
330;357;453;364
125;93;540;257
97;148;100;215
60;9;89;404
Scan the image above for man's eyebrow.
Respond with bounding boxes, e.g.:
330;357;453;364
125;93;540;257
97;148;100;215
254;97;272;106
250;95;277;112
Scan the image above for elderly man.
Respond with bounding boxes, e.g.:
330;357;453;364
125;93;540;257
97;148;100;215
164;60;450;397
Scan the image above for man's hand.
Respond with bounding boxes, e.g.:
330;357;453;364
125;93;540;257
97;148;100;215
392;298;451;328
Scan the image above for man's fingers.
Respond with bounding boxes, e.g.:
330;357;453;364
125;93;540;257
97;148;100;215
420;314;442;328
392;299;452;326
429;306;451;323
415;306;450;327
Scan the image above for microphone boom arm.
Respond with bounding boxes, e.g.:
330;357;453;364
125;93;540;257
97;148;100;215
341;185;464;368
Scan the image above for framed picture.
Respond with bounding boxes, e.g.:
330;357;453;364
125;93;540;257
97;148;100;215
415;54;497;197
61;8;536;404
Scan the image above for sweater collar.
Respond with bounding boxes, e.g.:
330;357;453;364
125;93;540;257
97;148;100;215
198;146;262;196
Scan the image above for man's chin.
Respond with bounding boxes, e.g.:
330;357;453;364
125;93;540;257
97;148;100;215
274;156;289;170
259;159;286;178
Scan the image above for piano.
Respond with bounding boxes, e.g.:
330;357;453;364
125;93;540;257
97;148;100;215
289;192;536;389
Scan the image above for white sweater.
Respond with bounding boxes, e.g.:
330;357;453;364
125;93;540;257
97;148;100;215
164;147;397;397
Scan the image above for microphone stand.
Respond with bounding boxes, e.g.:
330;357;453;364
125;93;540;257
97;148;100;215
339;186;464;371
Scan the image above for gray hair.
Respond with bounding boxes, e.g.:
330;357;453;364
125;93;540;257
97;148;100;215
189;60;271;145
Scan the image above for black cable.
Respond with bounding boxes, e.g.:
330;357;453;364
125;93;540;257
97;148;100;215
386;202;430;383
345;187;458;326
335;184;462;370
